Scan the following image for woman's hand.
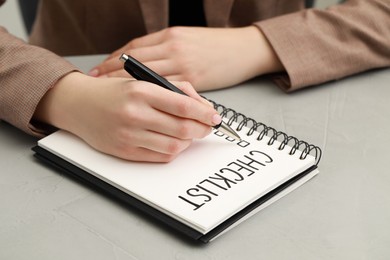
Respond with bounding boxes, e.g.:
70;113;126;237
88;26;283;91
34;72;221;162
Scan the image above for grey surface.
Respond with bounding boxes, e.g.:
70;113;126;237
1;55;390;260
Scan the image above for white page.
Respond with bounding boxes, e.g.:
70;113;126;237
38;121;315;233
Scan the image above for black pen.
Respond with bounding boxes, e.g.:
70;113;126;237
119;53;241;141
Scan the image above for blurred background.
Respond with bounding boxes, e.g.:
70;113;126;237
0;0;27;40
0;0;340;42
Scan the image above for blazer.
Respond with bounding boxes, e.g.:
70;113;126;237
1;0;390;137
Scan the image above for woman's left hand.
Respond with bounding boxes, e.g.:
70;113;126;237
88;26;283;91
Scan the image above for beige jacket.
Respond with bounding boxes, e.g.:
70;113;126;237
1;0;390;136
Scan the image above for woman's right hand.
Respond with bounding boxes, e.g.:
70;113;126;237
34;72;222;162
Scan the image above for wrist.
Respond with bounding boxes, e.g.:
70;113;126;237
34;72;91;133
245;25;284;75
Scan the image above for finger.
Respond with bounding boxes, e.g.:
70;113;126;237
137;131;193;155
119;90;212;139
170;81;208;105
93;46;171;77
164;74;186;82
146;85;221;126
125;45;169;63
141;107;213;139
98;59;177;78
165;76;214;107
141;59;180;77
106;30;166;61
128;30;166;49
116;127;193;157
89;57;122;76
115;145;179;162
104;42;132;61
103;69;132;78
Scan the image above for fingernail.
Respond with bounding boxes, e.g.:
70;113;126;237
88;69;99;77
212;114;222;125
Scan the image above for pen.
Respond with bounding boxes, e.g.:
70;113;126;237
119;53;241;141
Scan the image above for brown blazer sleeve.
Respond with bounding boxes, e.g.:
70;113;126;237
256;0;390;91
0;26;78;137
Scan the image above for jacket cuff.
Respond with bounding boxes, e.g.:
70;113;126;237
0;28;79;136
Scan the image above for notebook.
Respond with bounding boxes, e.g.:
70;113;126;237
32;100;322;243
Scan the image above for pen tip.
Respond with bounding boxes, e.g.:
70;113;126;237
218;121;241;141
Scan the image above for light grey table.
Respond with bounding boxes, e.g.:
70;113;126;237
1;55;389;260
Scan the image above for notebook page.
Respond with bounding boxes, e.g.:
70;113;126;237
38;121;315;233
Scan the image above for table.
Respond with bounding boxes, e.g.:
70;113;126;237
1;55;389;259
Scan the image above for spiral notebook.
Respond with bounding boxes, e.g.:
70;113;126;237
32;100;322;243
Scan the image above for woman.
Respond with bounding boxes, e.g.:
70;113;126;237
1;0;389;161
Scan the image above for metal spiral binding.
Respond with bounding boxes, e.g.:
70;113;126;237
208;99;322;165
